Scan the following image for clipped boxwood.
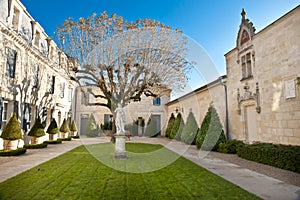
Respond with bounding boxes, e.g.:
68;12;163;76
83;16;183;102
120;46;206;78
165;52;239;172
0;148;26;156
46;119;59;134
173;113;184;141
70;120;78;132
59;137;72;141
60;118;70;133
1;113;22;140
85;114;99;137
43;139;62;144
181;111;198;144
196;105;226;151
165;113;175;138
217;140;244;154
237;143;300;173
28;118;46;137
24;143;48;149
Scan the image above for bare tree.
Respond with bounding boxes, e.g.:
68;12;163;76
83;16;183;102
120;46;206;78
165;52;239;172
56;12;191;116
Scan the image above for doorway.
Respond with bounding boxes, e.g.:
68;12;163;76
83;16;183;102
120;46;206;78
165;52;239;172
152;115;161;137
244;105;257;143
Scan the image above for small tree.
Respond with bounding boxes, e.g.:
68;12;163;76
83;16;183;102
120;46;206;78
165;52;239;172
144;115;159;137
173;113;184;140
59;118;70;138
28;118;46;140
86;113;99;137
1;113;22;140
181;111;198;144
70;120;78;136
196;105;226;151
165;113;175;138
46;119;59;141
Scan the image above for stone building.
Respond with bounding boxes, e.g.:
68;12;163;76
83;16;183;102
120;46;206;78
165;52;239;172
225;6;300;145
0;0;76;144
167;6;300;145
75;86;170;137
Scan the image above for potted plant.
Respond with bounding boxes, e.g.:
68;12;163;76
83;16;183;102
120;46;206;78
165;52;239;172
0;113;23;150
27;117;46;144
46;119;59;141
70;120;78;136
59;118;70;138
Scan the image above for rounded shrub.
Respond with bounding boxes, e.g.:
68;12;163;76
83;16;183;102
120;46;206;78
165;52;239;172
196;105;226;151
181;111;198;144
28;118;46;137
1;113;22;140
46;119;59;134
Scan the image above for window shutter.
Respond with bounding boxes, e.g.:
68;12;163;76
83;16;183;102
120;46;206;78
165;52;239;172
0;97;3;129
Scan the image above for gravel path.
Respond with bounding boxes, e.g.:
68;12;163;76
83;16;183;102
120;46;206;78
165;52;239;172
207;151;300;187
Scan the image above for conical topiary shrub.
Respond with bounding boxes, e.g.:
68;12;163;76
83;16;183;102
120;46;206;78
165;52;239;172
59;118;70;138
165;113;175;138
196;105;226;151
181;111;198;144
144;115;159;137
1;113;23;150
173;113;184;140
70;120;78;136
46;118;59;141
28;117;46;144
85;113;99;137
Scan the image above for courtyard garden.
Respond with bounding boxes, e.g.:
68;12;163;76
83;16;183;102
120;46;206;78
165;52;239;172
0;143;260;200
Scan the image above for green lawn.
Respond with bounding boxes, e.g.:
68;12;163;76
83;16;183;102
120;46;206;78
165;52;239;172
0;143;261;200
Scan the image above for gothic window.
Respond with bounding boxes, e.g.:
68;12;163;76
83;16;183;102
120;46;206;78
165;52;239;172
240;52;253;80
6;48;17;78
12;7;20;31
240;30;250;46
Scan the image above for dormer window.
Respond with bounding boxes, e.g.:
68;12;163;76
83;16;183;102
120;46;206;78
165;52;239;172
12;7;20;31
34;31;40;48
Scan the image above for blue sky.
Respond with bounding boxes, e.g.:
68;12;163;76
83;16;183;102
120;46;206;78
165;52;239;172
21;0;299;96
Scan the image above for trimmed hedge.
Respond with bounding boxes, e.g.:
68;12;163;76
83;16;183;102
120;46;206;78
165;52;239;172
43;139;62;144
60;118;70;133
1;113;23;140
0;148;26;156
181;111;198;144
59;137;72;141
47;119;59;134
165;113;175;138
217;140;244;154
86;114;99;137
237;143;300;173
71;135;80;139
28;118;46;137
24;143;48;149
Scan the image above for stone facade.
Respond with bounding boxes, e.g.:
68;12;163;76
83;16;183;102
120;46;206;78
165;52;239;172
225;6;300;145
0;0;76;146
75;86;170;136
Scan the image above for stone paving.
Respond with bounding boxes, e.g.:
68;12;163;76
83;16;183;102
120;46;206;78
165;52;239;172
0;136;299;200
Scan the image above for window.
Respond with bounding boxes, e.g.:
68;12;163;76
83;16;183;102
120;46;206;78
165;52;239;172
23;103;31;131
68;88;73;102
240;52;253;80
59;83;65;98
34;31;40;48
153;97;161;106
1;102;8;129
33;64;39;88
48;76;55;94
6;48;17;78
12;7;20;31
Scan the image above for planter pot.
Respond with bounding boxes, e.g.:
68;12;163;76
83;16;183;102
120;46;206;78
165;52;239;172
71;131;77;136
30;136;40;144
3;140;19;150
49;134;58;141
61;132;69;138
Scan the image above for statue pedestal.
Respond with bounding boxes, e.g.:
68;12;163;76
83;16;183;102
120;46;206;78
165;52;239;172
114;134;127;160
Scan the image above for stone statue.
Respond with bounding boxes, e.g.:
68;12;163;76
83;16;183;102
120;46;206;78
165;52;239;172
115;103;125;135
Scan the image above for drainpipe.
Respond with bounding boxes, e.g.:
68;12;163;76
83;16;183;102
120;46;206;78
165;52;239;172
219;76;230;140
